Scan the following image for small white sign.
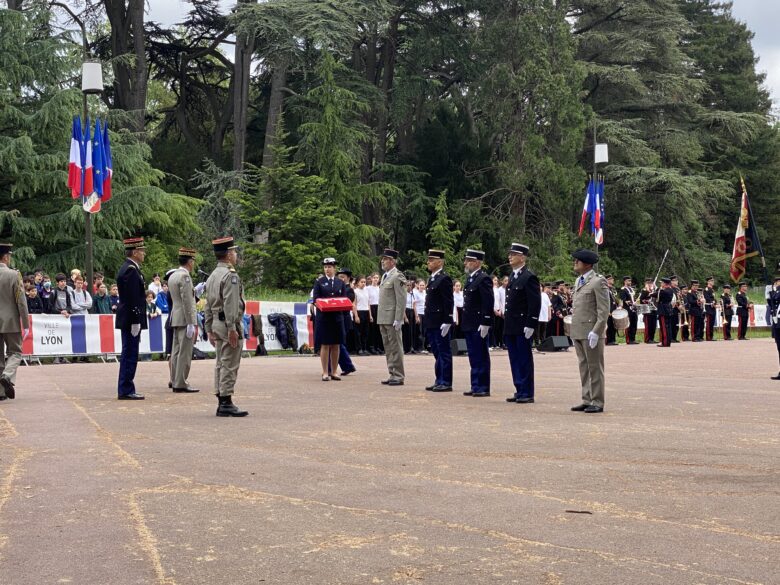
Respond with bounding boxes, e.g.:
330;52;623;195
595;143;609;164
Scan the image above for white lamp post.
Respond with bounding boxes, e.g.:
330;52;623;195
81;60;103;290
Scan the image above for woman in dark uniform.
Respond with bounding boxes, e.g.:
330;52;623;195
313;258;347;381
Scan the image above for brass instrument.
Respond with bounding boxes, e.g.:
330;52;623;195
674;292;688;326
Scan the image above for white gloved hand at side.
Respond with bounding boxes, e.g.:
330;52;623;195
131;324;141;337
766;285;773;300
186;324;196;339
440;323;451;337
392;320;402;331
524;327;534;339
478;325;490;339
587;331;599;349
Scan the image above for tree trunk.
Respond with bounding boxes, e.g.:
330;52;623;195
7;0;23;10
261;64;287;169
374;14;400;177
232;0;256;172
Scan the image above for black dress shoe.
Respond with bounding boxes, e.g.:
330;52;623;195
118;393;145;400
472;392;490;397
381;379;391;385
0;377;15;399
584;405;603;413
340;368;356;376
431;385;452;392
386;379;404;386
425;383;437;391
168;382;172;389
771;373;780;380
516;397;534;403
505;397;517;403
571;403;589;411
0;395;7;401
172;387;200;393
463;391;474;396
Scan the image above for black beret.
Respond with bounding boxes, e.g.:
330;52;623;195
572;249;599;264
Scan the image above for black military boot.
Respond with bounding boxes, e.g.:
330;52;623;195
216;395;248;417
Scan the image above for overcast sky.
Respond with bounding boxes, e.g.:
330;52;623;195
148;1;779;110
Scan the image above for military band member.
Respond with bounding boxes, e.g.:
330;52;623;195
570;250;609;413
735;282;751;340
503;243;541;404
687;280;704;342
620;276;638;344
656;277;674;347
703;277;717;341
204;237;248;417
115;237;147;400
721;285;733;340
168;247;199;393
768;275;780;380
461;249;493;397
605;275;618;345
549;281;565;337
639;278;657;343
670;275;681;342
0;243;29;401
378;248;407;386
679;284;691;341
423;250;454;392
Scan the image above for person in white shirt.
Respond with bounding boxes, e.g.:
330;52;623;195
536;283;552;347
413;279;427;353
403;280;417;353
366;273;382;354
148;273;163;296
453;280;464;338
491;276;506;349
353;276;371;355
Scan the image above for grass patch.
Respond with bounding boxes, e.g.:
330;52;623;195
244;286;309;303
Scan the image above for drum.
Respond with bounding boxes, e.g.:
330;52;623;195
563;315;573;337
636;303;656;315
611;308;629;330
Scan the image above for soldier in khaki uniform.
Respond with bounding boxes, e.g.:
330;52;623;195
569;249;610;413
204;237;248;417
168;247;199;393
0;243;29;400
377;248;407;386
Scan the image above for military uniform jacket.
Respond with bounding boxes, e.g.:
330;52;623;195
423;271;453;330
570;271;610;340
687;291;703;318
620;286;636;312
503;267;541;335
735;292;749;316
721;294;733;317
461;269;494;333
639;289;657;314
115;258;147;330
656;288;674;317
0;262;29;333
768;288;780;330
607;287;618;312
204;262;245;333
167;267;197;328
551;293;566;317
377;267;407;325
703;288;716;314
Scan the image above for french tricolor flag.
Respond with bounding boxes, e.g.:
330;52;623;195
67;117;82;198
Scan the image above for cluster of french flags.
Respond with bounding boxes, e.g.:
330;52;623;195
67;116;113;213
578;175;605;245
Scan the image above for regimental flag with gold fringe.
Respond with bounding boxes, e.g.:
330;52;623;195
730;176;766;283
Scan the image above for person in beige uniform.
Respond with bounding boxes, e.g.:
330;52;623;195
377;248;407;386
569;249;610;413
204;237;248;417
0;243;29;401
168;247;199;394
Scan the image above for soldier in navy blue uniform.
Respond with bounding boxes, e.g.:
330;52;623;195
115;237;148;400
461;249;494;397
422;250;454;392
503;243;541;404
655;277;674;347
620;276;638;344
703;277;717;340
721;284;733;340
313;258;348;381
768;274;780;380
735;282;751;340
336;268;357;377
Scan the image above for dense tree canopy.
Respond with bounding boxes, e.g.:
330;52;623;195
1;0;778;288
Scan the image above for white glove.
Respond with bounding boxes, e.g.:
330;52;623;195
22;328;30;341
392;320;402;331
131;324;141;337
440;323;451;337
478;325;490;338
766;285;773;300
587;331;599;349
524;327;534;339
186;324;196;339
194;282;206;297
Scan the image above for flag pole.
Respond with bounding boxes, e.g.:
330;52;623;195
593;121;599;255
743;182;770;285
83;91;94;292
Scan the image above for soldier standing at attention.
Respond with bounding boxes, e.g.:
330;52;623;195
721;284;733;340
605;275;618;346
0;243;29;401
461;249;494;398
377;249;407;386
115;237;147;400
768;274;780;380
620;276;638;344
205;237;248;417
655;277;674;348
423;250;454;393
639;278;657;344
168;247;199;394
735;282;751;340
703;277;717;341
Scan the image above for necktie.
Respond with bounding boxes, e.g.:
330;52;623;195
381;273;387;283
329;278;333;288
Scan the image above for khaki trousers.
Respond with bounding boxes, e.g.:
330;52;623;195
213;322;243;396
572;338;605;408
170;326;194;389
379;324;405;381
0;332;22;388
